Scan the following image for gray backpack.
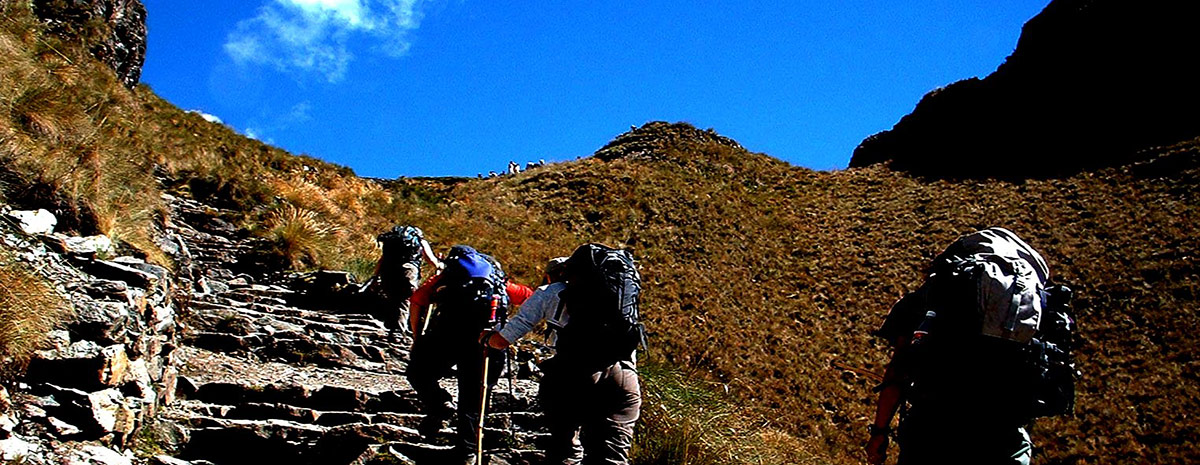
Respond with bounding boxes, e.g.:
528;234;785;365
901;227;1076;419
931;227;1049;343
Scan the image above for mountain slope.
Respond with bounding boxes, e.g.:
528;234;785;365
3;0;1199;462
396;122;1200;464
851;0;1200;177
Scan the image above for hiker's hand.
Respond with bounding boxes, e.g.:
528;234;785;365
479;330;510;350
865;431;889;464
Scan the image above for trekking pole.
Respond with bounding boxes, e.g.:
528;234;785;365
506;346;516;444
476;295;501;465
477;344;490;465
831;361;884;383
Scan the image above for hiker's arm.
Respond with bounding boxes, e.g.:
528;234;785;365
408;275;440;334
487;284;559;349
506;281;534;306
420;239;443;270
866;349;906;465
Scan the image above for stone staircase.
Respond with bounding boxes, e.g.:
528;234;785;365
161;195;551;465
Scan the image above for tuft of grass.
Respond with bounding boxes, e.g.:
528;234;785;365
0;250;73;382
634;360;812;465
262;204;341;270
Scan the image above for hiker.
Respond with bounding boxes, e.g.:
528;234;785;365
372;225;442;332
482;244;645;465
866;227;1076;465
407;245;533;465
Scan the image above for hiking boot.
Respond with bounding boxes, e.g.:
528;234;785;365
457;450;482;465
417;414;450;437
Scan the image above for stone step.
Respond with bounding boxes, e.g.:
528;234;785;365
183;383;423;415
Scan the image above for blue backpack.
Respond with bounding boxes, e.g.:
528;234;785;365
433;245;509;331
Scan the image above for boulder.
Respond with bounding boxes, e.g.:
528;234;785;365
152;455;192;465
66;300;129;346
27;343;130;391
98;345;129;388
64;235;115;256
81;260;156;290
61;443;133;465
121;359;154;403
78;280;130;302
48;416;83;437
5;209;57;235
0;436;43;461
85;388;136;437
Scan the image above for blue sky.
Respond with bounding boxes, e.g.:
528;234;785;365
140;0;1050;178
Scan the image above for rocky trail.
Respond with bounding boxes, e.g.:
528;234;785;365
163;195;552;465
0;194;553;465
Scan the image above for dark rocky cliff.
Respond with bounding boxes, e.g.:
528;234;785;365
850;0;1200;177
29;0;147;88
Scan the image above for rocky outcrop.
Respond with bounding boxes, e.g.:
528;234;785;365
850;0;1200;178
2;192;555;464
595;121;743;162
0;207;182;463
157;195;553;464
30;0;147;88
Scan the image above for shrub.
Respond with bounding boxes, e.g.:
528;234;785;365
262;204;340;270
0;251;73;382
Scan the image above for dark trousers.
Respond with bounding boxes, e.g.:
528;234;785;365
407;328;504;450
539;360;641;465
897;406;1033;465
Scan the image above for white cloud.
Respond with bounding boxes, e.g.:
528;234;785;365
187;110;224;125
225;0;427;82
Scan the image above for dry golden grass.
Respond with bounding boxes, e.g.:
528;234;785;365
0;250;73;382
0;4;165;263
378;124;1200;465
261;204;341;269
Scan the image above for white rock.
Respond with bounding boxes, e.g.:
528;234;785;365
86;389;129;434
0;413;16;433
48;416;83;436
0;436;42;461
64;444;132;465
153;455;193;465
7;209;56;235
124;359;155;403
64;235;114;256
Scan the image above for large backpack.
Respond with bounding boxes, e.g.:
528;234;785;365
377;225;423;272
555;243;645;369
886;227;1077;420
431;245;509;333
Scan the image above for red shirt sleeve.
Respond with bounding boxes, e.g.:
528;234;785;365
409;273;441;312
506;281;534;306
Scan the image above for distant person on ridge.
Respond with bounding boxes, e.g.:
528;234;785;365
481;244;645;465
372;225;442;333
407;245;532;465
866;227;1077;465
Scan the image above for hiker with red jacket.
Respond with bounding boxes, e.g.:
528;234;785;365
866;228;1077;465
482;245;645;465
407;245;531;465
372;225;442;332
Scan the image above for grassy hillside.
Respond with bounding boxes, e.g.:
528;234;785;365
384;122;1200;464
0;2;415;274
3;2;1198;462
